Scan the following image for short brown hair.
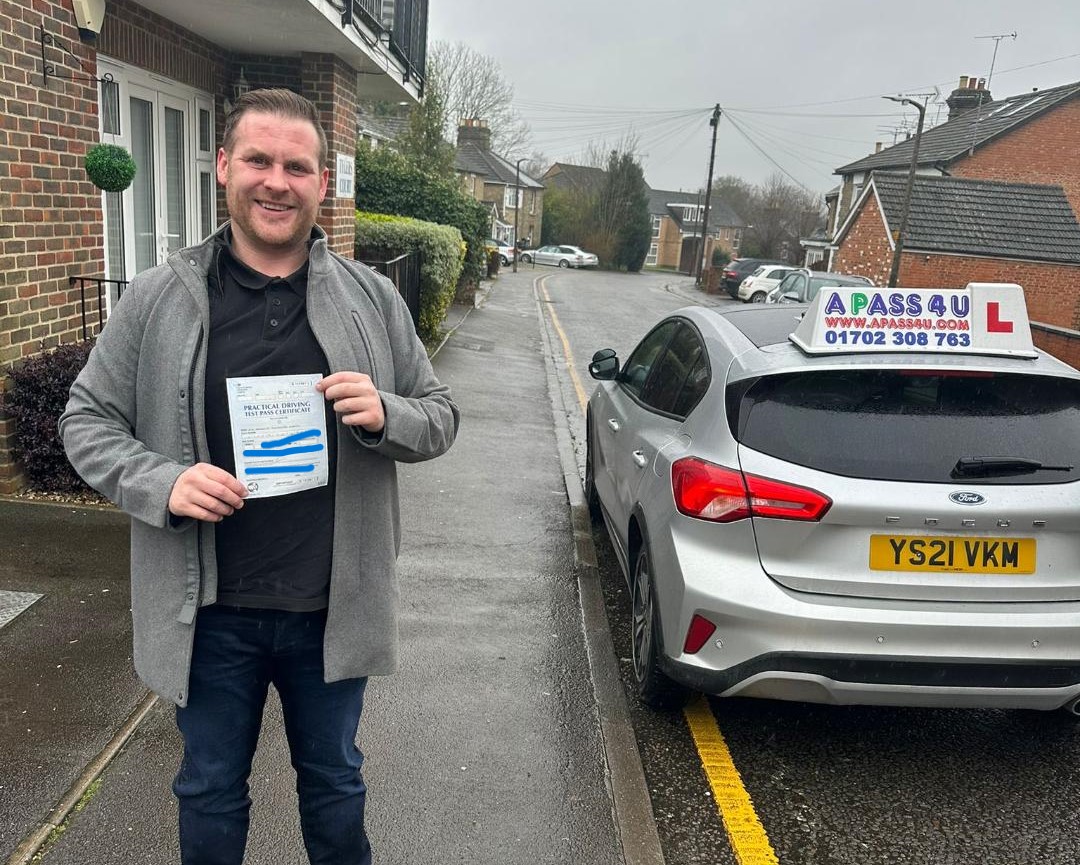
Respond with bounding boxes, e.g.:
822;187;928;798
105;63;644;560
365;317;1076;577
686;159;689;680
221;88;328;166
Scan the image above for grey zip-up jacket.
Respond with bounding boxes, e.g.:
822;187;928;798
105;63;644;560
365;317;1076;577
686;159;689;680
60;225;459;706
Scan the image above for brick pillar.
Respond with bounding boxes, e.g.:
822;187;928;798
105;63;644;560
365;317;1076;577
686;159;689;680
300;54;357;259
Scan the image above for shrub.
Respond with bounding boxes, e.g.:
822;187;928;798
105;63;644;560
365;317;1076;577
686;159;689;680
355;211;464;344
2;342;93;492
84;144;137;193
711;247;731;269
354;143;489;290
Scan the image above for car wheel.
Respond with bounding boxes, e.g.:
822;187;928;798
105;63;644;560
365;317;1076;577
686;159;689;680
500;255;509;266
750;291;766;303
584;415;602;524
558;259;570;268
521;254;532;264
631;541;690;711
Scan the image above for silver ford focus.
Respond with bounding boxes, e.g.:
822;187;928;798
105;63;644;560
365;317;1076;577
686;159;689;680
585;283;1080;713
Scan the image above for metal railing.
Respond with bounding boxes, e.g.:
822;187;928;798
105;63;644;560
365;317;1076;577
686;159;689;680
71;275;127;340
357;249;422;332
340;0;426;92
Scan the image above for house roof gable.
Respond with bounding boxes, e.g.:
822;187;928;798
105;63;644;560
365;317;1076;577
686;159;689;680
836;80;1080;175
453;142;543;188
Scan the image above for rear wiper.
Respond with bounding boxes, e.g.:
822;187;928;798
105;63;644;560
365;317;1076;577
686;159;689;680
952;456;1074;478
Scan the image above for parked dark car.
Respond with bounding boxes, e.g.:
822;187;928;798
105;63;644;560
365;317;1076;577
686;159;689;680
721;258;788;298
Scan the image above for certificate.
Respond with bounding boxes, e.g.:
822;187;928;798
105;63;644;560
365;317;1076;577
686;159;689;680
225;374;329;499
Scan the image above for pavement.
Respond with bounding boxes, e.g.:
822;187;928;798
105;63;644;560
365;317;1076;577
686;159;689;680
0;268;664;865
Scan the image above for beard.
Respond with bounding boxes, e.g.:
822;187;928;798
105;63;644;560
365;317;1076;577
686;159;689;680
226;184;317;256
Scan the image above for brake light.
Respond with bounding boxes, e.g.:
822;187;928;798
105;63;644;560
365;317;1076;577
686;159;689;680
671;458;831;523
684;614;716;654
724;269;737;278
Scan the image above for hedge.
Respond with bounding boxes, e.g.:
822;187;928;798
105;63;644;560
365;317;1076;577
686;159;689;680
354;143;489;290
1;341;94;492
355;211;464;344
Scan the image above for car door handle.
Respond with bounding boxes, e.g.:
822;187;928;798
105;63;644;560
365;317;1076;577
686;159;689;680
632;450;648;468
607;418;620;432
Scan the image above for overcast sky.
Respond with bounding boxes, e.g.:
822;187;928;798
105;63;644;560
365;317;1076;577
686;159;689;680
428;0;1080;196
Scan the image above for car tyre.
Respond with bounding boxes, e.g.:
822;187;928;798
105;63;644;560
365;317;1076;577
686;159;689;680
631;541;690;711
584;416;602;524
500;255;509;266
558;259;570;268
521;253;532;264
750;291;766;303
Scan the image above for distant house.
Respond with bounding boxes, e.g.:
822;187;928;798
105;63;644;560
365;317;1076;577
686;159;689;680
645;188;745;272
454;120;543;246
826;76;1080;264
356;108;410;149
831;172;1080;365
541;163;745;272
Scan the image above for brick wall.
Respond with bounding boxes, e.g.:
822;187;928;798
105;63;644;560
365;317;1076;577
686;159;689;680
1031;323;1080;370
951;96;1080;220
0;0;104;488
830;194;894;284
302;53;357;258
656;217;681;269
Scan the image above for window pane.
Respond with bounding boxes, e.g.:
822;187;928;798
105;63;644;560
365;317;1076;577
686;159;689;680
105;190;125;281
737;371;1080;484
621;321;677;399
164;106;187;253
198;107;212;153
101;78;120;135
199;170;214;240
641;325;704;414
129;96;156;273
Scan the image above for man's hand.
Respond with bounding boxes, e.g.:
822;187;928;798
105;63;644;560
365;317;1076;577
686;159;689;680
317;372;385;432
168;463;247;522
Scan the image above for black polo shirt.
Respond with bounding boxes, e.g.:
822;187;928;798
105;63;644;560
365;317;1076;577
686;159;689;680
203;232;337;612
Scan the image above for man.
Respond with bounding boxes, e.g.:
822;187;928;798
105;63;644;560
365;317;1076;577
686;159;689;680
61;88;458;864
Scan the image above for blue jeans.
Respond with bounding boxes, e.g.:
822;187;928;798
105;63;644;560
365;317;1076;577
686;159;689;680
173;605;370;865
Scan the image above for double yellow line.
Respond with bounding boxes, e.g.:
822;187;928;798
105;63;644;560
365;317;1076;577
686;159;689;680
538;274;780;865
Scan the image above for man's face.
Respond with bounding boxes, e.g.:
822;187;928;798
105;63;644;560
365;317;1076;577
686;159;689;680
217;111;328;259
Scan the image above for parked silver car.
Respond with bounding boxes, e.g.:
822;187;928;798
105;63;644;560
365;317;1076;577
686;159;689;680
586;283;1080;713
520;245;599;268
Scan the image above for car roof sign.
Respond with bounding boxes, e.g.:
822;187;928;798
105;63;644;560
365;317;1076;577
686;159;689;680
789;282;1037;358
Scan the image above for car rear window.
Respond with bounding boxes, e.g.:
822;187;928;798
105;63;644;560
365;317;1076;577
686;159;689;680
731;370;1080;484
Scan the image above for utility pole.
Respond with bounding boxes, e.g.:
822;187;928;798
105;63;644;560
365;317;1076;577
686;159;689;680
513;157;524;273
695;104;721;286
883;95;927;288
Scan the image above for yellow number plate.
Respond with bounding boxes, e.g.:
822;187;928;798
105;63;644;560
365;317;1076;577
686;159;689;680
869;535;1036;574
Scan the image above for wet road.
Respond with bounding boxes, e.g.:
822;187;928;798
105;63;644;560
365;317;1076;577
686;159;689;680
536;266;1080;865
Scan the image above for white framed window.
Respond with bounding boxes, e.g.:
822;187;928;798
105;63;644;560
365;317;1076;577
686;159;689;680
651;215;661;238
504;186;519;210
97;57;216;289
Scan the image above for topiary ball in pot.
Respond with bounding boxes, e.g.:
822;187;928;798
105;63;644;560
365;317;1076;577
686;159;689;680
84;144;137;193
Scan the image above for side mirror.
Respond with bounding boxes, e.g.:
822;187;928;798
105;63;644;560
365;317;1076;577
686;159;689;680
589;348;619;380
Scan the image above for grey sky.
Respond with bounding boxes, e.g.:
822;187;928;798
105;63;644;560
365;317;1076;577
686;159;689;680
428;0;1080;196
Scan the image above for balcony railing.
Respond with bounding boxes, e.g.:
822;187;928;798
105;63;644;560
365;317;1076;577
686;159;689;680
341;0;427;92
71;275;127;340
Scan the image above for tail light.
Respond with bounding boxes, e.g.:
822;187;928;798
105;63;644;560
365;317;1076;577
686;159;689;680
724;269;737;278
671;457;831;523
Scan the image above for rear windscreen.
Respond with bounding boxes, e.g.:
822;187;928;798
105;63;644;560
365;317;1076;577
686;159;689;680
732;370;1080;484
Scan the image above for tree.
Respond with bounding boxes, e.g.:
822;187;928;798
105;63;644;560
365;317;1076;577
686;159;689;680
603;151;651;272
429;40;531;156
395;74;456;180
713;173;824;262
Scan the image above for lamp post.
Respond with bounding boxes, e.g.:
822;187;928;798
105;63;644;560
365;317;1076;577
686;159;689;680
513;158;525;273
883;95;927;288
695;104;721;286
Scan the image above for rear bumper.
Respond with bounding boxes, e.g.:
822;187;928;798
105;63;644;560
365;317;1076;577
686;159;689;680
653;521;1080;710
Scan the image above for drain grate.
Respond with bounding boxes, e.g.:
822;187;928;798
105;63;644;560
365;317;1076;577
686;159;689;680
0;590;42;630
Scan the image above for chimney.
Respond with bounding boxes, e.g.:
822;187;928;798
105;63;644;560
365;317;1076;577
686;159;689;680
456;118;492;151
874;141;883;153
946;74;993;121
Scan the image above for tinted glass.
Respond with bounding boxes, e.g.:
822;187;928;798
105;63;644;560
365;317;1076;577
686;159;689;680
621;320;678;399
671;353;710;417
640;324;706;414
735;370;1080;484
